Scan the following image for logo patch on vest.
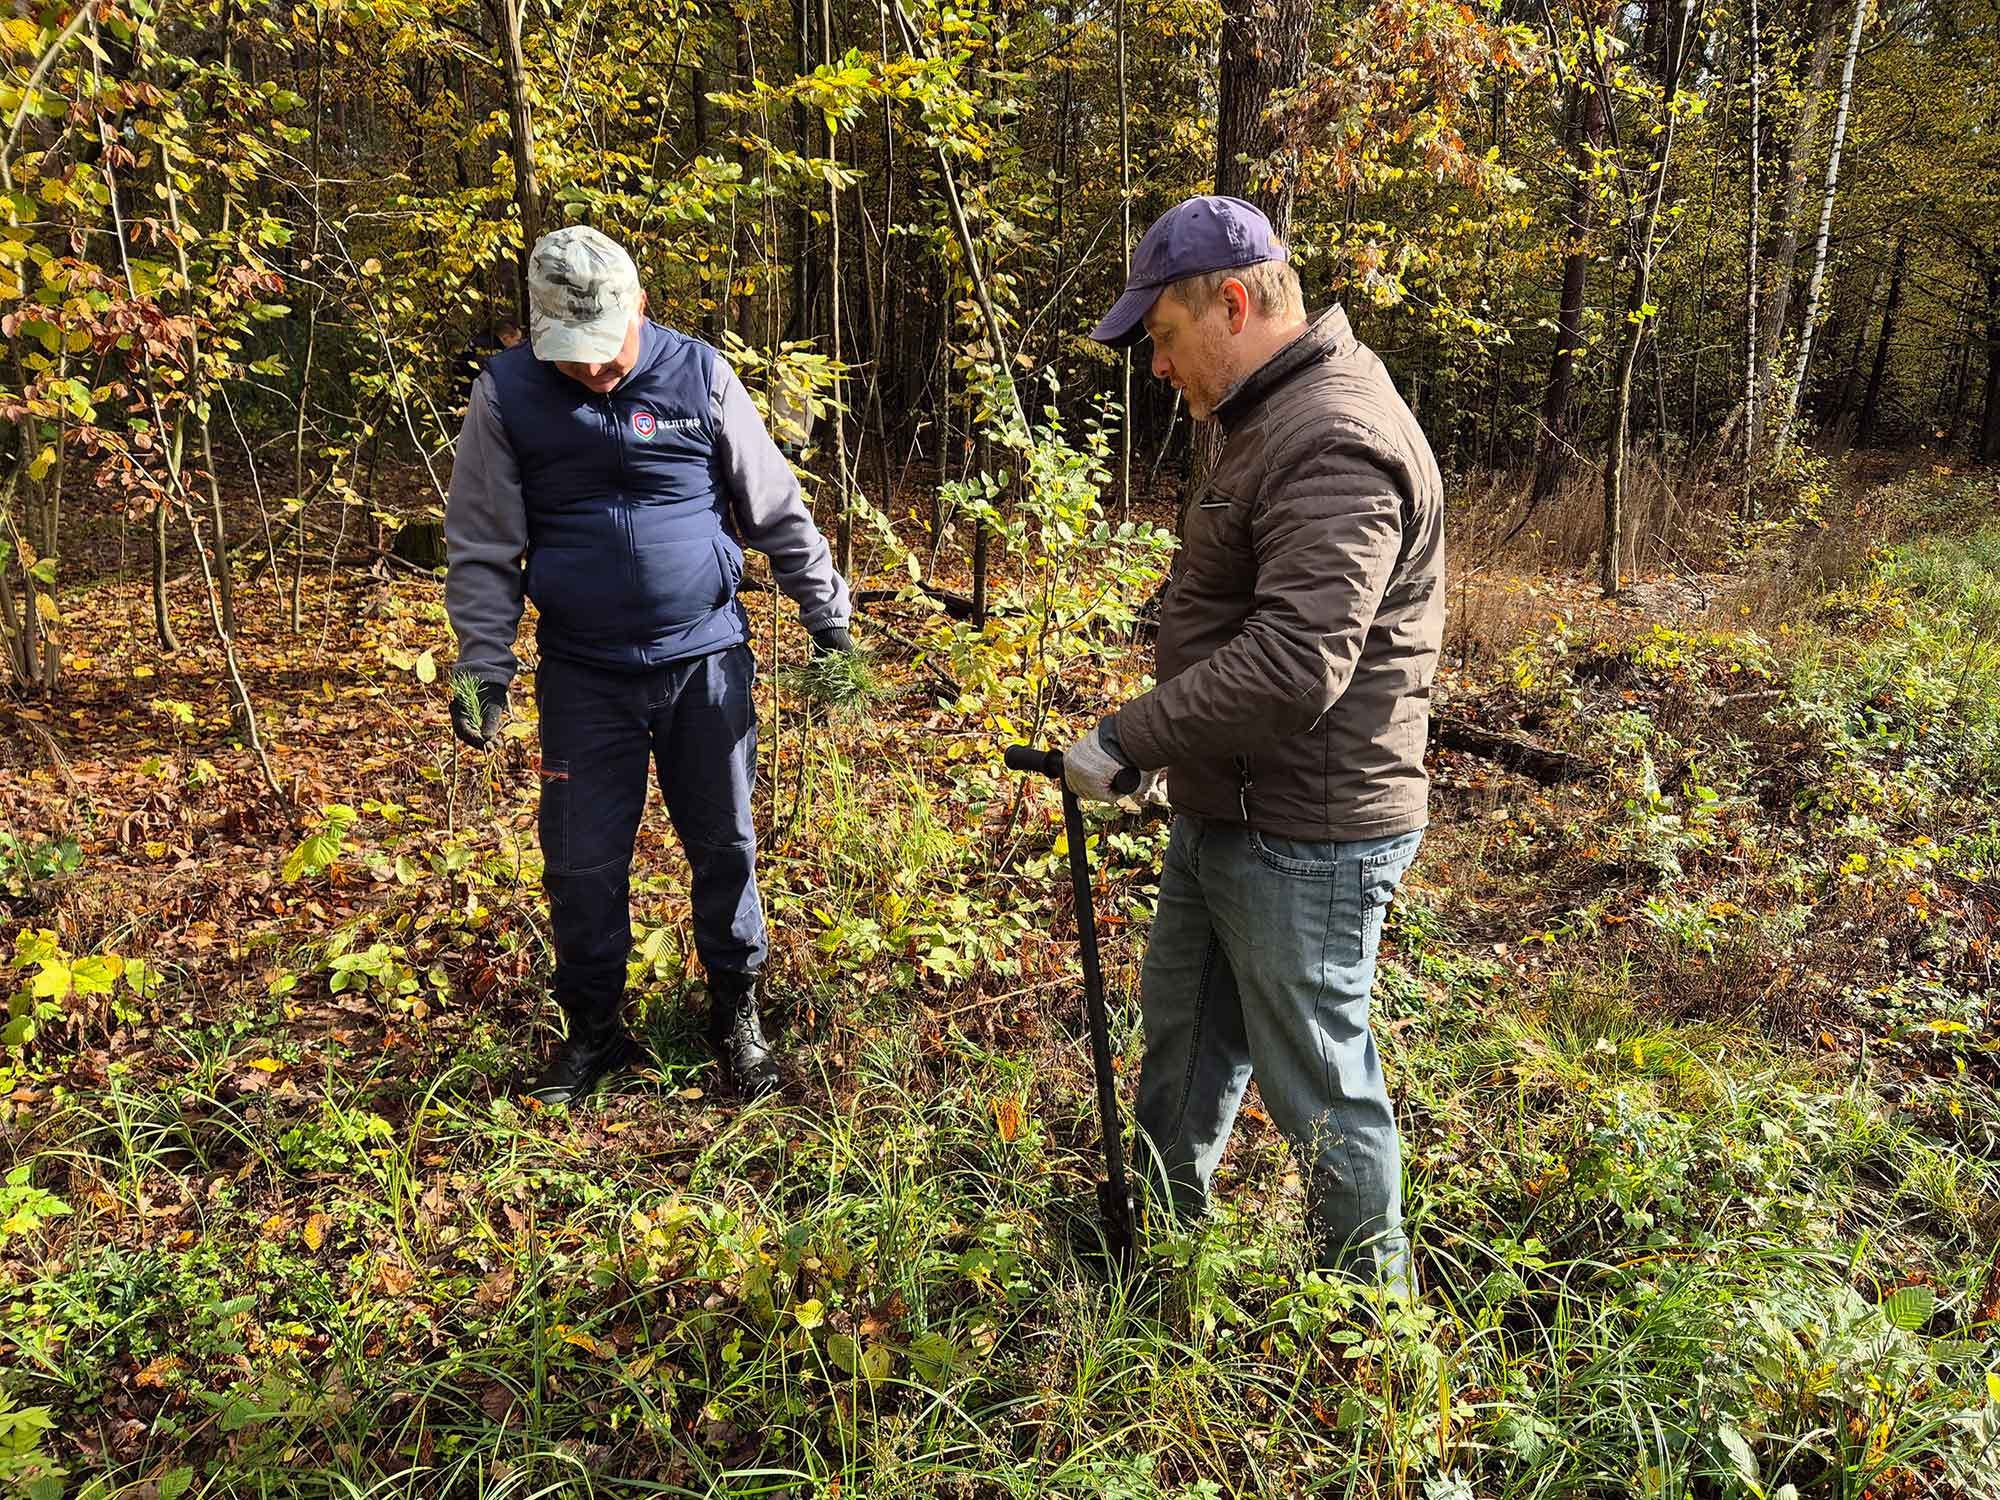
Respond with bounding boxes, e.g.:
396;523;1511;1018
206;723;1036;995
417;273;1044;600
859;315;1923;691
630;409;701;440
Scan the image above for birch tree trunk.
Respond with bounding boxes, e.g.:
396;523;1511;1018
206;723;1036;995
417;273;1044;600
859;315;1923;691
1773;0;1867;457
1753;0;1837;424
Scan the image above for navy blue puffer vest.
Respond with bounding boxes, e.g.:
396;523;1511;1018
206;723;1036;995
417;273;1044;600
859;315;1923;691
486;322;748;671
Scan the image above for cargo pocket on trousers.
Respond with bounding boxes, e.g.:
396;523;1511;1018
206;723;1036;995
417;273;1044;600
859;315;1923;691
536;758;572;875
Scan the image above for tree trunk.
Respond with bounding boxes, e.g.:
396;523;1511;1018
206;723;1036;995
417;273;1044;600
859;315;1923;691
823;0;851;576
1214;0;1309;225
1981;260;2000;465
693;53;720;343
1856;234;1906;446
1826;253;1888;437
1774;0;1866;457
791;0;813;341
152;496;177;651
491;0;543;316
1932;284;1972;450
1116;0;1133;509
1742;0;1763;504
1194;0;1311;484
1602;0;1699;598
1753;0;1837;428
1531;77;1610;508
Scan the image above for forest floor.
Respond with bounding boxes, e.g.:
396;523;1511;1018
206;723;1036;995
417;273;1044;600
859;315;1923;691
2;458;1999;1498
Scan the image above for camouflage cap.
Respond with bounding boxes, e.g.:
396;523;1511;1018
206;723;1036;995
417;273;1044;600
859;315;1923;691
527;225;642;364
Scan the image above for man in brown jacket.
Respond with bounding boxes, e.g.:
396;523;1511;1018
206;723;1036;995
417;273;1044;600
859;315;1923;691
1069;196;1443;1290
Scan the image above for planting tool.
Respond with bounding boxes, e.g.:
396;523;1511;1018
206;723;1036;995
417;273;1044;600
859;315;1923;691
1005;744;1141;1267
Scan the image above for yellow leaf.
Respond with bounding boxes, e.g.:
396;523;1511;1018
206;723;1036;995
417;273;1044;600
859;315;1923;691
992;1094;1023;1143
302;1212;330;1251
792;1298;825;1330
27;444;55;481
414;648;437;684
132;664;154;678
247;1056;285;1072
1988;1371;2000;1404
34;592;59;624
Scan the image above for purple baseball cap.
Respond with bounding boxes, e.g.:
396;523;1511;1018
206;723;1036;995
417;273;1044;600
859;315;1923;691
1091;195;1289;348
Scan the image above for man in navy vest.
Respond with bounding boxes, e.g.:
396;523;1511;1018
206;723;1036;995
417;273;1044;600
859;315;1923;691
444;226;854;1107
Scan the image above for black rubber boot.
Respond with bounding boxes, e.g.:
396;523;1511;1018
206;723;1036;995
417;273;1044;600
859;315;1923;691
706;972;779;1101
525;1008;646;1108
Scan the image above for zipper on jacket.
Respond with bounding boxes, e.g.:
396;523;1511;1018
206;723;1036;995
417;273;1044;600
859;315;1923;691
599;392;637;594
1234;754;1253;824
598;393;626;485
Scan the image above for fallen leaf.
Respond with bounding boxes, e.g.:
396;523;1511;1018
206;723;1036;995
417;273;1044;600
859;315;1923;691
302;1212;331;1251
991;1094;1023;1143
134;1354;183;1388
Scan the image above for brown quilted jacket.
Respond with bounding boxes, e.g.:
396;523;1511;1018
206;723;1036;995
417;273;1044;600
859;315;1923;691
1112;306;1444;841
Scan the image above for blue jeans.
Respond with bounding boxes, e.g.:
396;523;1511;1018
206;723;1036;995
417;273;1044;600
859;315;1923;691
535;647;766;1034
1134;815;1423;1288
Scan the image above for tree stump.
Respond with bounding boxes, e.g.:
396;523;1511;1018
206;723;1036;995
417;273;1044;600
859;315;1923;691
391;519;448;569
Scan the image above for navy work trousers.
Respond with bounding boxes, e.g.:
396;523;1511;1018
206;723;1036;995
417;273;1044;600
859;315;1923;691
535;646;766;1033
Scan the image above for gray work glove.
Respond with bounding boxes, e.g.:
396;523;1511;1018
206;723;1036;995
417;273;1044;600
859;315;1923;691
1063;724;1136;804
450;674;507;750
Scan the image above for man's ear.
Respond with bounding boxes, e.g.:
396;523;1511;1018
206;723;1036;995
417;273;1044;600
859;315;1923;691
638;289;650;315
1222;278;1251;335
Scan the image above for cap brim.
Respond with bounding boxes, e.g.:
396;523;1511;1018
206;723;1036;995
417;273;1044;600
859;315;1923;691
1090;282;1162;349
530;311;629;364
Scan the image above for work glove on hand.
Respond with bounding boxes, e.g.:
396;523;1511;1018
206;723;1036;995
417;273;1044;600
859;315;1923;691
810;625;855;657
450;675;508;750
1063;723;1138;804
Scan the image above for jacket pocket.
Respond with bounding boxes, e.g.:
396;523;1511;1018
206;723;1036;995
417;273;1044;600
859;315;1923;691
630;535;730;627
712;534;744;604
1181;488;1255;592
527;543;633;635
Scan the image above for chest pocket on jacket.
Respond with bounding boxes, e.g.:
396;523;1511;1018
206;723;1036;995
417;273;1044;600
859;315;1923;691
1179;486;1255;594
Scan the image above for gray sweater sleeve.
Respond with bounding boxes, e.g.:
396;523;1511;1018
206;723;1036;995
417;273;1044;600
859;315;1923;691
711;360;852;631
444;373;527;685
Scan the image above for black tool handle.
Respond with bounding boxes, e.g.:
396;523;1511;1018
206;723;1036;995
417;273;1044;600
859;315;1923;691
1004;745;1064;778
1004;744;1142;797
1003;742;1141;1265
1061;781;1137;1264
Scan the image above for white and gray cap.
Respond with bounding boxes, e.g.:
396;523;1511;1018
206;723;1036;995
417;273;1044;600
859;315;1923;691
526;225;643;363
